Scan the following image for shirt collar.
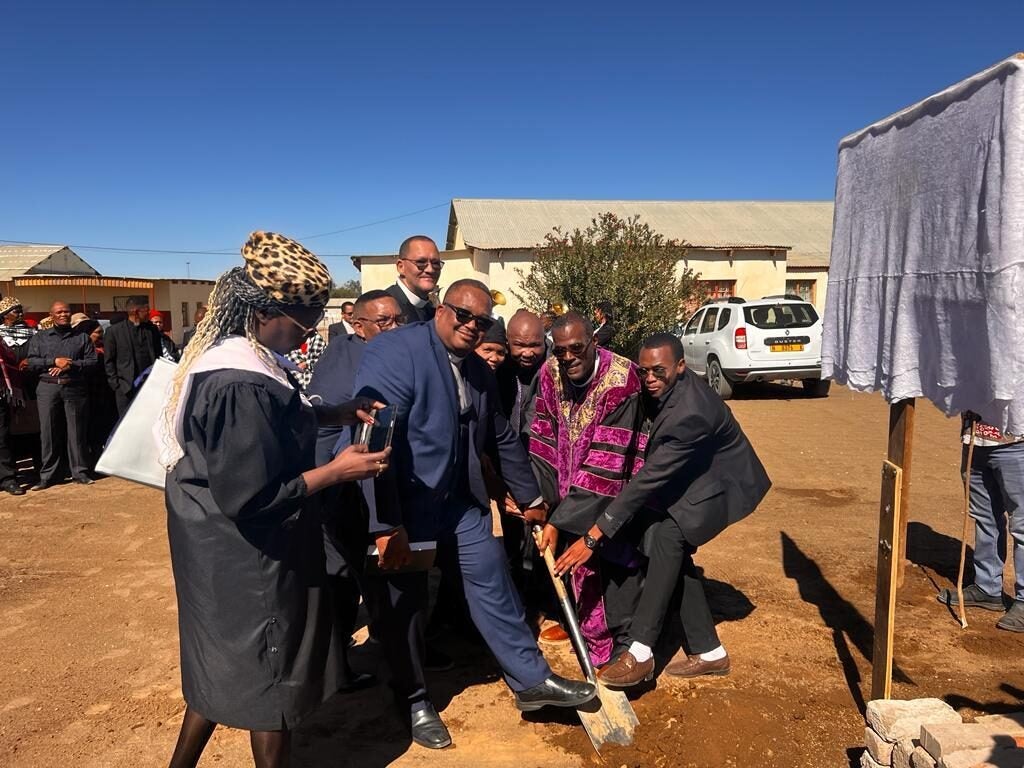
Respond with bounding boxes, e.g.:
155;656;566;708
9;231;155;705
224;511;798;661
396;278;429;309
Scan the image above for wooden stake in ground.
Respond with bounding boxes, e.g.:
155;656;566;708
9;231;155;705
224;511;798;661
532;527;639;752
871;459;904;700
955;420;977;629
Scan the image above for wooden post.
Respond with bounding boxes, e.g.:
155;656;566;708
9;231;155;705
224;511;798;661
871;460;903;700
887;399;916;586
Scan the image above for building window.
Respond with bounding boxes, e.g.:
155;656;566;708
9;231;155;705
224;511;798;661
699;279;736;300
786;279;816;303
182;302;189;328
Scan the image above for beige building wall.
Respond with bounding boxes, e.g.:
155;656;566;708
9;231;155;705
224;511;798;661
160;281;216;342
680;248;787;301
783;266;828;313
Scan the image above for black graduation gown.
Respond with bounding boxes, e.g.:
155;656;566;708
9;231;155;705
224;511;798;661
165;369;344;731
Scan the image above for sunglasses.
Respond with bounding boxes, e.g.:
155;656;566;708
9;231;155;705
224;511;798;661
552;339;593;360
277;310;324;338
401;258;444;272
443;303;494;333
637;366;670;380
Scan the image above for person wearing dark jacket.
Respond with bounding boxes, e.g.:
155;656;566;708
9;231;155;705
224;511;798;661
0;335;26;495
104;296;162;415
593;300;616;349
551;332;771;686
384;235;442;324
73;319;118;466
25;301;98;489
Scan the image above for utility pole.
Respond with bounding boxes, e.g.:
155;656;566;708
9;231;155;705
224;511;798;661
186;261;191;278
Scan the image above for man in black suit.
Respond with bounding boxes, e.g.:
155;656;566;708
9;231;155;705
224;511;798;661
553;332;770;686
181;305;206;348
384;235;443;324
104;296;162;415
326;301;356;341
593;300;616;348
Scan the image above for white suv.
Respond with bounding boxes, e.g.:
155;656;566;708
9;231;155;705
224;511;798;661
678;295;829;399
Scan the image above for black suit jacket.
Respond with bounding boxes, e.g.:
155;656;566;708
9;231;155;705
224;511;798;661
597;368;770;548
385;283;435;324
103;320;162;394
593;322;616;348
326;321;351;341
495;358;542;446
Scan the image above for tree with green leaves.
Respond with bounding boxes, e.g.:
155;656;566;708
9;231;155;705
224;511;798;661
330;278;361;299
513;213;704;357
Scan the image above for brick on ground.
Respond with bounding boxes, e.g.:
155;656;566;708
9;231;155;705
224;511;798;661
867;699;963;742
938;746;1024;768
894;739;921;768
866;726;895;764
863;750;887;768
922;723;1024;760
911;746;937;768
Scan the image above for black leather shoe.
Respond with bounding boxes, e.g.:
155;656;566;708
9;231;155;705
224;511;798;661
514;674;597;712
410;704;452;749
1;479;24;496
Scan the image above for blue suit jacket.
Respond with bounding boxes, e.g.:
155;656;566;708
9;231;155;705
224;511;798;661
352;321;540;537
306;332;367;467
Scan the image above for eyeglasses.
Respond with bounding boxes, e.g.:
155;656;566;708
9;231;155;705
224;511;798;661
551;339;593;360
277;310;324;338
637;366;670;380
401;258;444;272
357;314;404;330
443;303;494;332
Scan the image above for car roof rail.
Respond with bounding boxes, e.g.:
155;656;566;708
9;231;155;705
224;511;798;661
702;296;746;305
761;294;805;302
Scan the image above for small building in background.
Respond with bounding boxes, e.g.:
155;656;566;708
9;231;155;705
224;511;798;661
355;199;834;319
0;244;214;343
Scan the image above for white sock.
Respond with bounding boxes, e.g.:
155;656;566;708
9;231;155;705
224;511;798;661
628;641;653;663
699;645;727;662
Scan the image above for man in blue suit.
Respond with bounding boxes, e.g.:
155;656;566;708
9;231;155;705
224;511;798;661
354;279;596;749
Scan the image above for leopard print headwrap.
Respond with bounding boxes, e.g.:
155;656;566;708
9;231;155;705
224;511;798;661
238;231;333;308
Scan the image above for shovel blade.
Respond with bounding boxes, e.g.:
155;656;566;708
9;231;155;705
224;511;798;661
574;681;638;750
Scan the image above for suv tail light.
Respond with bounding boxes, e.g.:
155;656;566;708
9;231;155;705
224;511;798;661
734;327;748;350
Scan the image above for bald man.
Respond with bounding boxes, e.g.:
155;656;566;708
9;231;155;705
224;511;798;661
497;309;547;443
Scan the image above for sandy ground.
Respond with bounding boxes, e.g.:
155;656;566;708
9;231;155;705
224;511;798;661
2;384;1023;768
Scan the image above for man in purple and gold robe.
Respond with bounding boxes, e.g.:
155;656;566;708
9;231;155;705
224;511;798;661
529;312;644;666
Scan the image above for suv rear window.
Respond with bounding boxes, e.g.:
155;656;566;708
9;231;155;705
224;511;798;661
742;303;818;329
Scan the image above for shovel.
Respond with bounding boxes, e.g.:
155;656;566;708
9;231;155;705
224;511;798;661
532;526;639;751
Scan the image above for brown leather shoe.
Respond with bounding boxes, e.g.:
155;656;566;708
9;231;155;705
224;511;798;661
664;650;730;678
539;624;570;644
596;651;655;688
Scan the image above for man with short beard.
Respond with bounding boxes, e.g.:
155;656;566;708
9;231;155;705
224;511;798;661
385;235;443;324
352;280;595;749
104;296;162;415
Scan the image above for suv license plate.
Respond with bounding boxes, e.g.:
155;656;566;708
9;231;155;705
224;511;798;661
770;343;805;352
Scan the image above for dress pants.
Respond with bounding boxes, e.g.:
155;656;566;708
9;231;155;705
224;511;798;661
366;500;551;713
0;397;15;483
629;515;720;655
36;380;90;483
114;388;133;418
965;442;1024;602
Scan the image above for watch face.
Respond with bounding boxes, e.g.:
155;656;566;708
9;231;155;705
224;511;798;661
584;535;597;550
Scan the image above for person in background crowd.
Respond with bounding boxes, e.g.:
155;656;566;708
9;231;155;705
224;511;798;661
0;297;35;365
25;301;98;490
541;310;556;345
327;301;356;340
938;414;1024;632
104;297;161;415
474;317;507;371
559;333;770;686
385;235;443;324
353;280;596;750
531;312;644;667
155;231;389;768
306;288;404;690
0;334;26;495
73;318;118;466
150;311;180;362
593;300;616;348
284;329;326;391
181;305;207;348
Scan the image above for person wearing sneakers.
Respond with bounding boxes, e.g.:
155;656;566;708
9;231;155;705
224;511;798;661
554;333;770;686
937;414;1024;632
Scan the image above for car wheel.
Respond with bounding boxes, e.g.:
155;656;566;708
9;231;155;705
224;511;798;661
803;378;831;397
707;359;733;399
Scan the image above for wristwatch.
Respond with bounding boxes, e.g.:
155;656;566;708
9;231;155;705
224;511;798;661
583;533;599;550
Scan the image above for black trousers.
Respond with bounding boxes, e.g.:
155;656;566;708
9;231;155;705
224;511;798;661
37;381;89;483
600;558;645;658
630;516;720;655
0;398;15;483
114;387;133;417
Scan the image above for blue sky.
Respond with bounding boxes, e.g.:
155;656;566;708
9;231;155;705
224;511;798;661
2;1;1020;281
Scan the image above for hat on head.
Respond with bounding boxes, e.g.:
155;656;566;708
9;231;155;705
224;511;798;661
149;310;163;322
0;296;23;316
240;231;332;308
481;316;507;347
70;312;90;327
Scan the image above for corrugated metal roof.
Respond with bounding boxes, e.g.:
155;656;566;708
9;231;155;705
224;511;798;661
448;199;834;267
0;245;100;281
